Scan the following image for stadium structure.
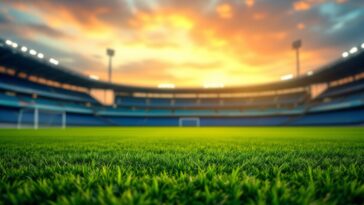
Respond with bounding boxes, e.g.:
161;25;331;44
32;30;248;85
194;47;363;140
1;38;364;128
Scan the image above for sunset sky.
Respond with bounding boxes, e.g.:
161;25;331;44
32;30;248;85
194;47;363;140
0;0;363;88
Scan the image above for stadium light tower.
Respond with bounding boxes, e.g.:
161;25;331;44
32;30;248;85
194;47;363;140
292;40;302;77
106;48;115;83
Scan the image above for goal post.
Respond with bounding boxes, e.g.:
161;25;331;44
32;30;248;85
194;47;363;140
179;117;200;127
17;107;66;129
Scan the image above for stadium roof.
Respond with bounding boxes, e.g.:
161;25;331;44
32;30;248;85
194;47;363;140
1;38;364;94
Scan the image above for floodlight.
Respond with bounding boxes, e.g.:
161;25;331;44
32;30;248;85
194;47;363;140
11;42;18;48
361;43;364;49
49;58;59;65
292;40;302;49
342;52;349;58
29;49;37;55
21;46;28;52
203;82;224;88
37;53;44;59
349;47;358;54
5;40;12;45
106;48;115;57
106;48;115;83
281;74;294;81
158;83;175;89
307;71;314;76
89;75;100;80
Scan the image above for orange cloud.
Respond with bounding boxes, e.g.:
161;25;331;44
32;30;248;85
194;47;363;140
297;23;305;30
45;7;114;40
216;4;233;19
293;1;311;11
253;13;266;20
272;32;288;40
293;0;327;11
245;0;255;7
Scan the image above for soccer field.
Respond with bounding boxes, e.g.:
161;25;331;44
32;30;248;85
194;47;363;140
1;127;364;204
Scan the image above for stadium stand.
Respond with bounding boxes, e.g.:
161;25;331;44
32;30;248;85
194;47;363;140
115;91;308;108
318;78;364;99
1;37;364;127
0;73;98;104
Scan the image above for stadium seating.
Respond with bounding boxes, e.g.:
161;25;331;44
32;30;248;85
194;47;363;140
0;106;19;124
150;98;172;106
309;90;364;112
106;117;179;126
0;93;20;107
277;92;307;104
174;98;198;107
115;96;147;106
319;79;364;98
2;71;364;127
0;74;98;104
291;108;364;125
200;116;291;126
115;91;308;109
199;98;221;106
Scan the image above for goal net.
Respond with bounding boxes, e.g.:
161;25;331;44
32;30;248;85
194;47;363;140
17;107;66;129
179;117;200;127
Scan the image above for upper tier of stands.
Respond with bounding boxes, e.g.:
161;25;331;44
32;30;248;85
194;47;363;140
309;78;364;112
0;92;94;114
0;74;98;104
318;78;364;99
115;91;308;108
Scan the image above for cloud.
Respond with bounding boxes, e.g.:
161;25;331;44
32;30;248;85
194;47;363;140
293;0;330;12
297;23;306;30
116;60;179;86
0;11;10;24
0;0;363;87
253;13;266;20
336;0;348;4
245;0;255;8
293;1;311;11
216;3;233;19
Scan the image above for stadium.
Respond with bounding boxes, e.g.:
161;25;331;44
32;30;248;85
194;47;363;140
1;37;364;127
1;1;364;204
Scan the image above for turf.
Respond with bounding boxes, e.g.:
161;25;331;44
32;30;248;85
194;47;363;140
0;127;364;205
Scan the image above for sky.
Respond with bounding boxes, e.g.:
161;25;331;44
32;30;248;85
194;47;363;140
0;0;364;88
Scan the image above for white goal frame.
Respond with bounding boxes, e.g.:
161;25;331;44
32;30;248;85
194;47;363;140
179;117;200;127
17;107;66;129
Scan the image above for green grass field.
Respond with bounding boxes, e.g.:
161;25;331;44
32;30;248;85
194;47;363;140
1;127;364;205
